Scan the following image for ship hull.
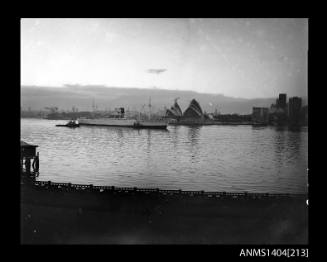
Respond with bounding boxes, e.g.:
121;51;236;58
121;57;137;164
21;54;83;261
79;118;167;129
137;121;167;129
79;118;137;127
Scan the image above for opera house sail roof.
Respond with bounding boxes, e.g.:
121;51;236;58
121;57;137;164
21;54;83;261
182;99;203;119
166;99;183;118
166;98;204;121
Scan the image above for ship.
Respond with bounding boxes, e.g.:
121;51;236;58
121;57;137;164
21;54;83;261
78;106;167;129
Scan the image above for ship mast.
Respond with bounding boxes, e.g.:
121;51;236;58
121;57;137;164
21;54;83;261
148;96;152;120
92;99;95;112
140;104;146;120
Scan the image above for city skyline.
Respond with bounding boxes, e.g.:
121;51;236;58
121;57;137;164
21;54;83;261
21;18;308;99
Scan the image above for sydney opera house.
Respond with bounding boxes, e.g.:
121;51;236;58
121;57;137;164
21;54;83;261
166;99;205;124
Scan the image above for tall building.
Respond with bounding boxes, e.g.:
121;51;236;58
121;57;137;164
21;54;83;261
288;97;302;125
269;93;288;125
277;93;287;110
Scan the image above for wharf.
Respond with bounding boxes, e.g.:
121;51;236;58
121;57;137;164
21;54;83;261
21;179;308;244
26;180;305;200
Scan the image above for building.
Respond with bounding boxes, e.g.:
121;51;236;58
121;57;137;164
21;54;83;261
165;98;205;124
182;99;203;119
21;141;39;175
252;107;269;124
21;141;38;158
269;93;288;125
288;97;302;125
276;93;287;110
165;99;183;119
165;98;204;120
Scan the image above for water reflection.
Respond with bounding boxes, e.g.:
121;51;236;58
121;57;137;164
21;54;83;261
187;126;201;161
274;125;303;132
115;128;125;148
146;129;152;154
273;126;304;161
274;126;288;132
115;128;124;138
287;130;302;157
171;126;180;150
288;126;302;132
271;127;307;193
251;126;267;131
187;126;201;146
273;128;287;173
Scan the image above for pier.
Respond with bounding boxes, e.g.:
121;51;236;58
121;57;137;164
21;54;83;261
20;141;39;177
29;180;305;200
21;177;307;244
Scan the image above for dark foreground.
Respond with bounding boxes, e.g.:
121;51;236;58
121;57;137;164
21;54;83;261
21;181;308;244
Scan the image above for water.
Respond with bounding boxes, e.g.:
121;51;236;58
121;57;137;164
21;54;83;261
21;118;308;194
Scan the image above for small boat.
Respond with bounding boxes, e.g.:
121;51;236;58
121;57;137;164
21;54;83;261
56;120;80;128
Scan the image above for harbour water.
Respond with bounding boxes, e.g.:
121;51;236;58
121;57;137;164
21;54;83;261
21;118;308;194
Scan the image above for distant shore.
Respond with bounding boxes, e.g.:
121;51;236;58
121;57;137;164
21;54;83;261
169;121;253;126
21;117;307;128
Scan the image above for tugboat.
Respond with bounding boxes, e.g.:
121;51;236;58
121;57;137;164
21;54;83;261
56;120;80;128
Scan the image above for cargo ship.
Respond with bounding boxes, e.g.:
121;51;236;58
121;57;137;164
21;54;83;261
78;107;167;129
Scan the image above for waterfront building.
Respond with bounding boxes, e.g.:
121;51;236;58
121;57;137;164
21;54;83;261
276;93;287;110
269;93;288;125
166;99;183;119
182;99;203;119
252;107;269;124
21;141;38;158
21;141;39;175
165;98;205;124
214;113;252;123
288;97;302;125
165;98;204;120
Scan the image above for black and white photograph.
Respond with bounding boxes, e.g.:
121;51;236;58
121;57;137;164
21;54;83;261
20;18;308;246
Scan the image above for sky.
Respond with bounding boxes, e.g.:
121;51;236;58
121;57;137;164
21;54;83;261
21;18;308;98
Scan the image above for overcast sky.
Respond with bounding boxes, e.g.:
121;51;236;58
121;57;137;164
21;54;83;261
21;18;308;98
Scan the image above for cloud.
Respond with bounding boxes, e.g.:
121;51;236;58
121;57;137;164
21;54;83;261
147;69;167;74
